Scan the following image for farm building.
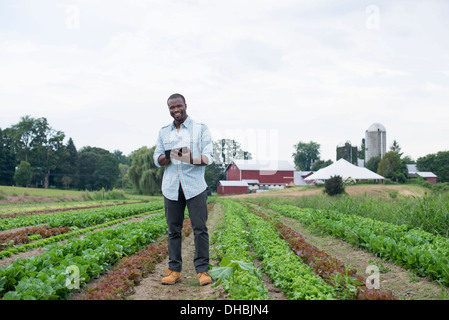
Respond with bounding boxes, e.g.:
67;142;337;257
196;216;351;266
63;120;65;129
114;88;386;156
217;180;249;195
407;165;437;184
225;159;295;191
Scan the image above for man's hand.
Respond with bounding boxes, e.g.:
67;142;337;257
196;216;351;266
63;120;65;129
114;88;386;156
170;147;209;166
170;147;192;164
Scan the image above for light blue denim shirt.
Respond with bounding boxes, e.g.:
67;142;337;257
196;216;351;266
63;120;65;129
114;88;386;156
154;116;213;200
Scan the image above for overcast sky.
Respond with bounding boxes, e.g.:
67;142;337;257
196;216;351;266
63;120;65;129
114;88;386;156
1;0;448;165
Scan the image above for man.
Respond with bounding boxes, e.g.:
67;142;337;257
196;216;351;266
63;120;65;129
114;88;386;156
154;93;214;286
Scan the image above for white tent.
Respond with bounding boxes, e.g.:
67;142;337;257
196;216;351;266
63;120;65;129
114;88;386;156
304;159;384;182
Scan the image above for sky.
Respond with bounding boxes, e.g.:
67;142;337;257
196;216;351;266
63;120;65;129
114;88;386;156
1;0;448;166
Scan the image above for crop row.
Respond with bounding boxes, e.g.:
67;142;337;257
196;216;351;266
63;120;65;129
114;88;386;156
210;200;269;300
79;218;193;300
0;211;168;300
212;200;336;300
0;209;157;259
0;226;71;251
237;202;336;300
248;204;396;300
0;201;164;231
0;201;143;219
268;203;449;286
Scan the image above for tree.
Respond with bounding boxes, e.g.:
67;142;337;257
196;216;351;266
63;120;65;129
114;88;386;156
113;150;131;166
127;146;164;195
292;141;321;171
93;153;120;190
61;176;72;190
390;140;402;155
77;146;114;190
377;151;407;183
14;161;32;187
311;159;333;171
366;155;381;173
0;128;16;185
9;116;67;188
64;138;79;187
205;162;225;192
417;151;449;183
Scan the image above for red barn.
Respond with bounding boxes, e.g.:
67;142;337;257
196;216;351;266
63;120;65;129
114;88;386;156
217;180;249;195
224;159;295;191
416;172;438;184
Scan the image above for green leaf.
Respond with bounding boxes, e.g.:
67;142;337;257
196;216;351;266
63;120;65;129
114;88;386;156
209;266;233;281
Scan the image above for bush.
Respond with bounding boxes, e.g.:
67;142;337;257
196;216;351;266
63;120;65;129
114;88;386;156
82;188;127;201
323;175;345;196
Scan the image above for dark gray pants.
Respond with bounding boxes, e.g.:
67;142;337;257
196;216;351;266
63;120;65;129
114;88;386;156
164;186;209;273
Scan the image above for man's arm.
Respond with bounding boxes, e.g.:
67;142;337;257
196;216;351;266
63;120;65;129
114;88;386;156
199;123;213;166
154;130;169;167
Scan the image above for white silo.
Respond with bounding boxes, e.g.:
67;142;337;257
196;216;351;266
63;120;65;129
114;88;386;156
365;123;386;164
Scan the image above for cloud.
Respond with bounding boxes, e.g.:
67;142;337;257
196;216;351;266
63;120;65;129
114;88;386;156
1;0;448;162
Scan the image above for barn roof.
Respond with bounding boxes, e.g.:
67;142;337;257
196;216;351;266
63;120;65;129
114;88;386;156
218;180;249;187
229;159;295;172
416;172;437;178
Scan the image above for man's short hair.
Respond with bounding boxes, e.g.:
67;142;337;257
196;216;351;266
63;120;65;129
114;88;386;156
167;93;186;104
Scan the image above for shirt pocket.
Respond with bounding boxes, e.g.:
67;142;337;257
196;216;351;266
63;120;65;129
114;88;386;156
163;140;174;152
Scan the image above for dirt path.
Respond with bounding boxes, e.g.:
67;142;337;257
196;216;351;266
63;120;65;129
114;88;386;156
129;203;228;300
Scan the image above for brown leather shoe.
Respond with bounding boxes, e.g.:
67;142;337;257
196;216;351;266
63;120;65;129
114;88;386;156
197;272;212;286
162;269;181;285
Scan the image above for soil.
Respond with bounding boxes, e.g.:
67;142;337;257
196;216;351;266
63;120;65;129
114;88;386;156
0;194;82;205
128;202;286;300
121;203;226;300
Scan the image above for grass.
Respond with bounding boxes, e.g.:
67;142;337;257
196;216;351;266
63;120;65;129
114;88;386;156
0;186;85;198
0;185;163;206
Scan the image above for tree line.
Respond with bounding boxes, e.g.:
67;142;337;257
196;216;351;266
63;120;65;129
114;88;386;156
0;116;129;190
0;116;252;194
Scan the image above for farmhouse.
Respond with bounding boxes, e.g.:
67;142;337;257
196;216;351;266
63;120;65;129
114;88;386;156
218;159;295;194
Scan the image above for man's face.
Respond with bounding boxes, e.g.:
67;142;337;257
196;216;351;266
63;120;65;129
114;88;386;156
168;97;187;123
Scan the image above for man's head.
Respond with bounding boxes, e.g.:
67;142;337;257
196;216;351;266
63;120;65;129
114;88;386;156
167;93;188;124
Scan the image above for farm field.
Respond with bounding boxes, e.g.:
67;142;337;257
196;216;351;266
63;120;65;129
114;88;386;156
0;185;448;302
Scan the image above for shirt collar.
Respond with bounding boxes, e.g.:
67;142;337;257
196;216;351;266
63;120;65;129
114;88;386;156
171;115;191;130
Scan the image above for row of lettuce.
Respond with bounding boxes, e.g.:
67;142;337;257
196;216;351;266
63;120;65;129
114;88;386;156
0;201;164;231
267;202;449;286
0;202;167;300
0;202;165;259
0;211;167;300
210;200;336;300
